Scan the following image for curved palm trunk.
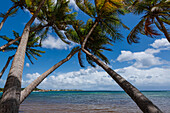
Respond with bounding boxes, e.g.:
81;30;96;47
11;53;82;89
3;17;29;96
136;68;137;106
0;1;45;112
82;48;162;113
82;21;98;49
0;55;14;79
0;4;18;31
20;49;79;103
156;16;170;43
0;37;21;51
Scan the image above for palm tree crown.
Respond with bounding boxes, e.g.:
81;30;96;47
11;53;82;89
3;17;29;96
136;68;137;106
127;0;170;43
66;19;113;67
0;30;45;64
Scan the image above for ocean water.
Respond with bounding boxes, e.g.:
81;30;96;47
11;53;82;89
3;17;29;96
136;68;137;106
1;91;170;113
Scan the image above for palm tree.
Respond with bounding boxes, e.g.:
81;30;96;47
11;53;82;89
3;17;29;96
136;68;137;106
0;0;77;52
0;0;45;112
0;0;26;31
75;0;128;49
31;0;77;45
20;19;113;103
82;48;163;113
0;31;45;79
20;47;80;103
127;0;170;43
75;0;162;112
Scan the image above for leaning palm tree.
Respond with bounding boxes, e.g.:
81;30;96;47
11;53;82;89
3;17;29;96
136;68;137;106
82;47;163;113
0;31;45;79
0;0;45;112
76;0;162;112
127;0;170;43
20;19;113;103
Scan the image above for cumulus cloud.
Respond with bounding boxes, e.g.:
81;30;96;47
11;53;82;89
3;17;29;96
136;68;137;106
21;66;116;90
41;35;75;50
53;0;79;11
20;64;170;90
115;66;170;89
117;50;164;68
26;63;30;67
151;38;170;49
117;38;169;68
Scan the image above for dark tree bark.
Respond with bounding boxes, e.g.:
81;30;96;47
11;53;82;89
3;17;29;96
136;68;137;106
82;48;163;113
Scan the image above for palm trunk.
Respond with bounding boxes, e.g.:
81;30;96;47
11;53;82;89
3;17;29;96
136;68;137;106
82;48;162;113
82;21;98;49
156;16;170;43
0;1;45;112
0;37;21;51
20;49;79;104
0;55;14;79
0;4;18;31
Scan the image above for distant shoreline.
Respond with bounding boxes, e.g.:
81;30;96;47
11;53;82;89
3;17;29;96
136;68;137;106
0;88;170;93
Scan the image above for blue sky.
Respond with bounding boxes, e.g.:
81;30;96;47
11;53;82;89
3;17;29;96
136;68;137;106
0;0;170;90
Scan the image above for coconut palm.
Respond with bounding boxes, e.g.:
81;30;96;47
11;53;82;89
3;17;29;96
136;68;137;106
31;0;77;45
0;0;45;112
0;0;48;51
127;0;170;43
75;0;128;49
0;31;45;79
20;19;113;103
75;0;162;112
82;47;163;113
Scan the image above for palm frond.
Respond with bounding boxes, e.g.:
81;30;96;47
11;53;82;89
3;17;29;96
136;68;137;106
12;30;20;38
76;0;96;17
0;36;10;42
94;50;110;64
53;26;71;44
78;50;85;67
86;55;96;67
26;52;34;64
127;17;146;44
144;17;160;37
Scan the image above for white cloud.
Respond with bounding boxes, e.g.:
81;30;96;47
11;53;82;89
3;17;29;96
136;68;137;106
53;0;79;11
115;66;170;89
69;0;79;10
41;35;75;50
22;66;116;90
117;38;169;68
117;50;164;68
151;38;170;49
20;65;170;90
26;63;30;67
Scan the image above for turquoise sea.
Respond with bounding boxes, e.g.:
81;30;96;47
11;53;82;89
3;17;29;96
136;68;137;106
1;91;170;113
